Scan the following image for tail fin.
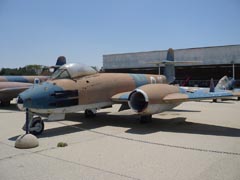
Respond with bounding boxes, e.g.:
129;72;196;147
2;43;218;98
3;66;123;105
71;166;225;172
164;48;175;83
52;56;67;72
56;56;66;66
209;78;215;92
147;48;201;84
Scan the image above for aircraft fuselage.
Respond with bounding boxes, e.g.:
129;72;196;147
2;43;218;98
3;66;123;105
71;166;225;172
18;73;167;115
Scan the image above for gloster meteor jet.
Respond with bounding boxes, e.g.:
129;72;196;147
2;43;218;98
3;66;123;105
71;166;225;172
17;49;239;135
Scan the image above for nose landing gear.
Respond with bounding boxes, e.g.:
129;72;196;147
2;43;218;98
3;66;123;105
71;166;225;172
29;117;44;135
22;111;44;135
15;108;40;149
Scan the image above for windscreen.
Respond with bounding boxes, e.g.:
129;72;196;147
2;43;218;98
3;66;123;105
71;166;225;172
51;63;97;80
51;69;71;80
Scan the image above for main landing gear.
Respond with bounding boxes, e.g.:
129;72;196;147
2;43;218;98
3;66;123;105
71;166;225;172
84;109;97;118
23;111;44;135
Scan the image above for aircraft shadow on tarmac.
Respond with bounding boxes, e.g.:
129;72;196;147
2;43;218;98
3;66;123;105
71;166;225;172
9;110;240;141
0;104;20;112
25;111;240;138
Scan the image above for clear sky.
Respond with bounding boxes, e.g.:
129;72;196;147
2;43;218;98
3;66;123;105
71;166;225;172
0;0;239;69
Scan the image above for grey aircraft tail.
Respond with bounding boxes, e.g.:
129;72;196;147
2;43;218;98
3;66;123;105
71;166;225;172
51;56;67;72
163;48;175;84
148;48;200;84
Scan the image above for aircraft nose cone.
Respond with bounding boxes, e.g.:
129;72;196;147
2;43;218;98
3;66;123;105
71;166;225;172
17;96;25;111
17;81;78;110
17;82;65;109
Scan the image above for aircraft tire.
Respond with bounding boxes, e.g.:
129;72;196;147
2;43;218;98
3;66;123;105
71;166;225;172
30;118;44;135
85;109;96;118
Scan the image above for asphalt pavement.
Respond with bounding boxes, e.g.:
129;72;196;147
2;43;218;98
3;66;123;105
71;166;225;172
0;100;240;180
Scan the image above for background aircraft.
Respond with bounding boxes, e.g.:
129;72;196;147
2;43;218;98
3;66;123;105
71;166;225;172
216;75;240;100
216;75;235;90
17;49;239;135
0;56;66;106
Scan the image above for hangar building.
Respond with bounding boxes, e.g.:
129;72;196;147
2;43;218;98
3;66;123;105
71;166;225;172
103;45;240;87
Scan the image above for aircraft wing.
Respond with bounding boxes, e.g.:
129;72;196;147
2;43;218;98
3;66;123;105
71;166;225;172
0;83;32;102
111;92;130;103
111;86;239;104
163;88;237;103
232;89;240;97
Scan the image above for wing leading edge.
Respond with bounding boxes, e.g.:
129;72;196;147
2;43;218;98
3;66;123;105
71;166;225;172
111;92;130;103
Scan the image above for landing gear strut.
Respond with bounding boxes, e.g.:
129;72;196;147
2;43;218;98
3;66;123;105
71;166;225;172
15;108;39;149
84;109;97;118
140;115;152;124
23;110;44;135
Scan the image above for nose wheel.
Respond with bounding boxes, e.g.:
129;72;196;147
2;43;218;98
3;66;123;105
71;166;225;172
23;114;45;135
30;117;44;135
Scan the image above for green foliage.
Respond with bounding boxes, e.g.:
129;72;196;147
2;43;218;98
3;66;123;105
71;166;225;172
57;142;68;147
0;64;45;75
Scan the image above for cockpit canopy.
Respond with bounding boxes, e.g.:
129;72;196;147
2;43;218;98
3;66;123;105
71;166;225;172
51;63;97;80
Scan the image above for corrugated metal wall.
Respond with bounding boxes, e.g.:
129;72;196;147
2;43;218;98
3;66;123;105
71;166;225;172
103;45;240;69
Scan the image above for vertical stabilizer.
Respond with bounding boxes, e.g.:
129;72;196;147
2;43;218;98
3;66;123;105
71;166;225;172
209;78;215;92
166;48;174;61
164;48;175;83
53;56;67;72
56;56;66;66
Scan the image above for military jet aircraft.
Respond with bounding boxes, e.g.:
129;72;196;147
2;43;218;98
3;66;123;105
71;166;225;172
0;56;66;106
17;49;239;135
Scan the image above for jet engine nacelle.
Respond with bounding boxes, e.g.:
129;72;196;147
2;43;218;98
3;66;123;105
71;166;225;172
128;84;180;114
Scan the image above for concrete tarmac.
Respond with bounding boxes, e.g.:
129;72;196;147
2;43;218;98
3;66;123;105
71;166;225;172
0;100;240;180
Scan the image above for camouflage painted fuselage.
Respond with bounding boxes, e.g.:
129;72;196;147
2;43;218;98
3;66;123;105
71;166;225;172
0;76;48;83
0;76;49;105
19;73;167;114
